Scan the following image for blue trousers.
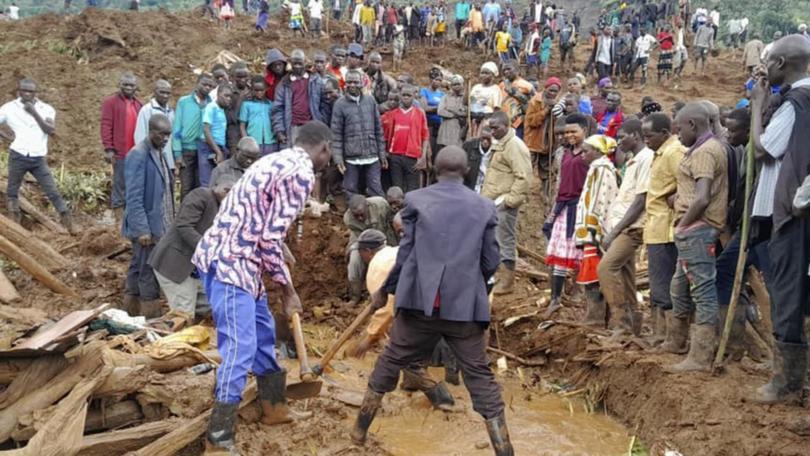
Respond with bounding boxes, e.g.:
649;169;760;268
203;267;281;404
197;141;230;188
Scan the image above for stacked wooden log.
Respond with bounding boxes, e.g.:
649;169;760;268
0;309;237;456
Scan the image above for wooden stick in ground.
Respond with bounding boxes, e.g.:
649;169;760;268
487;346;545;367
517;244;546;264
312;302;375;376
0;213;69;270
0;234;78;298
714;126;755;370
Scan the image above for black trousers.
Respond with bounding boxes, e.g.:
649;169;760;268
368;310;505;419
647;242;678;310
126;240;159;300
388;154;421;193
179;149;199;202
768;217;810;344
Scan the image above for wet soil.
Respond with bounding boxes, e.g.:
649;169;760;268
0;8;802;456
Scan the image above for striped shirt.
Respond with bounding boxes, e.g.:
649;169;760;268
192;147;315;298
753;77;810;217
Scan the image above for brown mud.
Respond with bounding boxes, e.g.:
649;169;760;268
0;8;802;456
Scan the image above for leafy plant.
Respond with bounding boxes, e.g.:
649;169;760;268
56;167;108;212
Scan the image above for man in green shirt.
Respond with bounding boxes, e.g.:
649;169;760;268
173;73;216;200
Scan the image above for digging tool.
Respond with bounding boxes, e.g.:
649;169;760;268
312;302;376;376
285;312;323;400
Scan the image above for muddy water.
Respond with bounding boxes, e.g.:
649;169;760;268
321;359;630;456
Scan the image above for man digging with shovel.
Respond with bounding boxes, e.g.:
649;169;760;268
192;120;332;454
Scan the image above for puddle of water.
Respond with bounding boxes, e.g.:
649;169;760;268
321;359;631;456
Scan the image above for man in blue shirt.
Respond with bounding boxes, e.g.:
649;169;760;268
454;0;470;40
201;85;234;187
239;76;277;155
173;73;216;200
482;0;500;30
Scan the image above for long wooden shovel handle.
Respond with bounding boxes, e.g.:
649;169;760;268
313;302;375;376
290;312;315;382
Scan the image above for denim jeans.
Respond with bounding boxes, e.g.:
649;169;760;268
670;225;720;325
7;150;68;213
343;160;383;198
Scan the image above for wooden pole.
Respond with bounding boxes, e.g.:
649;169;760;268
714;121;755;369
0;234;78;298
0;269;20;304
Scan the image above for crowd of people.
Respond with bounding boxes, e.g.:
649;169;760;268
1;1;810;455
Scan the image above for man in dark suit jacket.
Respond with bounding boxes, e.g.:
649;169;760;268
462;125;494;192
122;114;173;318
351;146;514;456
149;181;233;321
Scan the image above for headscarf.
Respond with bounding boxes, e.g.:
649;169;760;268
583;135;617;155
450;74;464;85
481;61;499;77
597;77;612;89
544;77;562;89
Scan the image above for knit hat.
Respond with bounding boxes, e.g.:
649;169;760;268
450;74;464;85
641;101;662;115
357;229;387;250
481;61;499;77
583;135;618;155
544;77;562;89
597;77;612;89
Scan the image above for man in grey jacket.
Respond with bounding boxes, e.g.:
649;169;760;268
330;69;387;197
694;17;715;76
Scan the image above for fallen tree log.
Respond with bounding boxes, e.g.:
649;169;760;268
0;214;68;270
126;381;257;456
78;419;181;456
0;269;20;304
93;366;150;399
0;341;104;443
0;359;32;385
0;355;67;410
0;234;78;298
1;357;110;456
517;244;545;264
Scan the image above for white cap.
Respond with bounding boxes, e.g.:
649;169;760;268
800;23;808;31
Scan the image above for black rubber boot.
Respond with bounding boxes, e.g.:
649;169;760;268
350;390;384;445
423;382;456;410
485;412;515;456
582;283;607;327
754;342;808;404
544;274;566;318
206;401;239;454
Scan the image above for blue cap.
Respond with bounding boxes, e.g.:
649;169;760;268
347;43;364;58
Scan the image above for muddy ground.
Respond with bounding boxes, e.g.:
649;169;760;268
0;9;806;456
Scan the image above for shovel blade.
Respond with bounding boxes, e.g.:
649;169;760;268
286;380;323;400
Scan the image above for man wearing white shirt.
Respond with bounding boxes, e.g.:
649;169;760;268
308;0;324;37
134;79;175;171
0;79;75;233
6;2;19;20
632;28;658;86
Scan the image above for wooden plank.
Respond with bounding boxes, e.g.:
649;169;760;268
517;244;546;264
12;304;108;351
0;235;77;298
84;400;144;433
0;355;67;410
